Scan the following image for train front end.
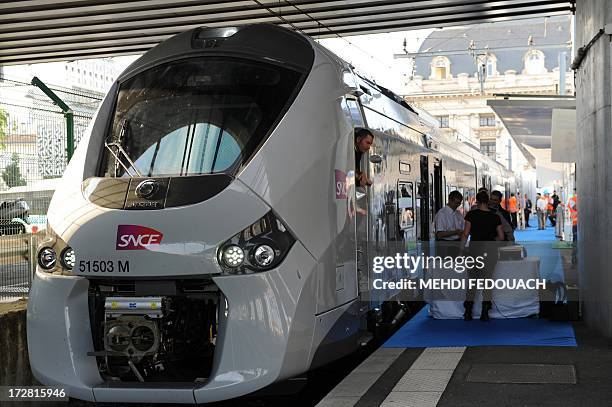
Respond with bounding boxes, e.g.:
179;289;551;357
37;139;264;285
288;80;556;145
26;25;326;404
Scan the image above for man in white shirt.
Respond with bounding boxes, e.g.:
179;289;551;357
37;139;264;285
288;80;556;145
536;193;548;230
434;190;465;264
435;190;465;242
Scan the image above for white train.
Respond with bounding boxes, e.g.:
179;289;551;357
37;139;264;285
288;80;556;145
27;24;522;404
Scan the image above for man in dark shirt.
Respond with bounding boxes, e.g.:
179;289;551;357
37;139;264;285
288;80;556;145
464;209;503;241
552;190;560;211
490;190;515;241
354;128;374;187
550;190;560;227
489;190;512;224
524;194;533;228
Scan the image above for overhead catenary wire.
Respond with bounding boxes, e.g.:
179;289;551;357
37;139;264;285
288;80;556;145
0;101;93;119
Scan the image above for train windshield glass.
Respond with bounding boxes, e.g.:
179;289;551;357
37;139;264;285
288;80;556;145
102;57;302;177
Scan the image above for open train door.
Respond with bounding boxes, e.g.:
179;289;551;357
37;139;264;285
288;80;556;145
342;95;371;307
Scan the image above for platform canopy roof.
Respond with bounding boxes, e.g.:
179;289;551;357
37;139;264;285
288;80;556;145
487;95;576;167
1;0;575;66
488;96;575;150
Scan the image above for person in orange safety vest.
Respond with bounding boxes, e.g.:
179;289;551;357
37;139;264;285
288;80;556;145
568;192;578;264
508;193;518;229
568;194;578;227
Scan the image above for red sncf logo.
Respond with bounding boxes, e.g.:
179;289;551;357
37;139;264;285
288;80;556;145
116;225;163;250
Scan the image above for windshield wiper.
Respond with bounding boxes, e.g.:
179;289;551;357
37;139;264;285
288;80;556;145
105;119;142;177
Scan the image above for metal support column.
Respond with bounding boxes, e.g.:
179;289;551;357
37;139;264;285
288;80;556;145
31;76;74;162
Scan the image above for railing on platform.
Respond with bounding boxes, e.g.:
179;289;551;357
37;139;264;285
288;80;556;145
0;233;42;300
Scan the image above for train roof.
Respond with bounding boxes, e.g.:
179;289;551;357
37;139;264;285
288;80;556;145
117;24;511;178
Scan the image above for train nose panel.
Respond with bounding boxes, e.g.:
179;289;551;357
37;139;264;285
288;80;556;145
62;179;270;278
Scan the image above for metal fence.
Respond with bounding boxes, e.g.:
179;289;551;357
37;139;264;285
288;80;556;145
0;76;102;300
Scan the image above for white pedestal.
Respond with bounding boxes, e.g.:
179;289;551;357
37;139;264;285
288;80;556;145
428;257;541;319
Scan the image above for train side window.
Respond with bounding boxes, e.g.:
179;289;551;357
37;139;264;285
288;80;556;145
465;188;476;212
398;181;415;229
443;176;447;204
457;187;465;214
399;161;411;174
345;99;365;127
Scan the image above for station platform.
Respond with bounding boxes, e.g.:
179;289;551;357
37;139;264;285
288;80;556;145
317;226;599;407
317;321;612;407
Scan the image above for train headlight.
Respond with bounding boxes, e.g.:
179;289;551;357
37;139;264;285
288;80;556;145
216;211;295;274
220;245;245;268
60;247;76;270
38;247;57;270
36;223;74;275
253;245;275;267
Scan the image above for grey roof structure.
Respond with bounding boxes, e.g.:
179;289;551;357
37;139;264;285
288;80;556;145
414;16;572;78
0;1;574;66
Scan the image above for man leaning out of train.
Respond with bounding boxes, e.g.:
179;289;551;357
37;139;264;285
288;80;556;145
354;128;374;187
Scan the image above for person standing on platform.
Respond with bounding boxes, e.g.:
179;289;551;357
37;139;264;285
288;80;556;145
470;187;488;210
461;191;504;321
434;190;465;258
524;194;533;228
508;193;518;229
568;191;578;264
490;190;515;241
552;190;560;213
546;193;556;227
536;193;547;230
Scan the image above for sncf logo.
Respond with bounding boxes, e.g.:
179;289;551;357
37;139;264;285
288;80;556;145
116;225;163;250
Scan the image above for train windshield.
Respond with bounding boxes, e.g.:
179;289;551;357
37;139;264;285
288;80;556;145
102;57;302;177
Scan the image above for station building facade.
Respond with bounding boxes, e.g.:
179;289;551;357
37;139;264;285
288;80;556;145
400;16;574;189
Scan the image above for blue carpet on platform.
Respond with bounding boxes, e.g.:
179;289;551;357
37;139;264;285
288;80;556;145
514;225;557;242
514;226;566;282
383;306;577;348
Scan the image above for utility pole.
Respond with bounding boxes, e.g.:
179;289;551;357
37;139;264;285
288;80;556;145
559;51;567;95
469;40;490;94
31;76;74;163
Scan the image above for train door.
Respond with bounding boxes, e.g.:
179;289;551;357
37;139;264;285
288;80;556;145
343;96;371;304
418;155;430;241
504;181;510;207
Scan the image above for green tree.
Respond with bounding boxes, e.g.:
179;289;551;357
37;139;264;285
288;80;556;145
2;153;26;188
